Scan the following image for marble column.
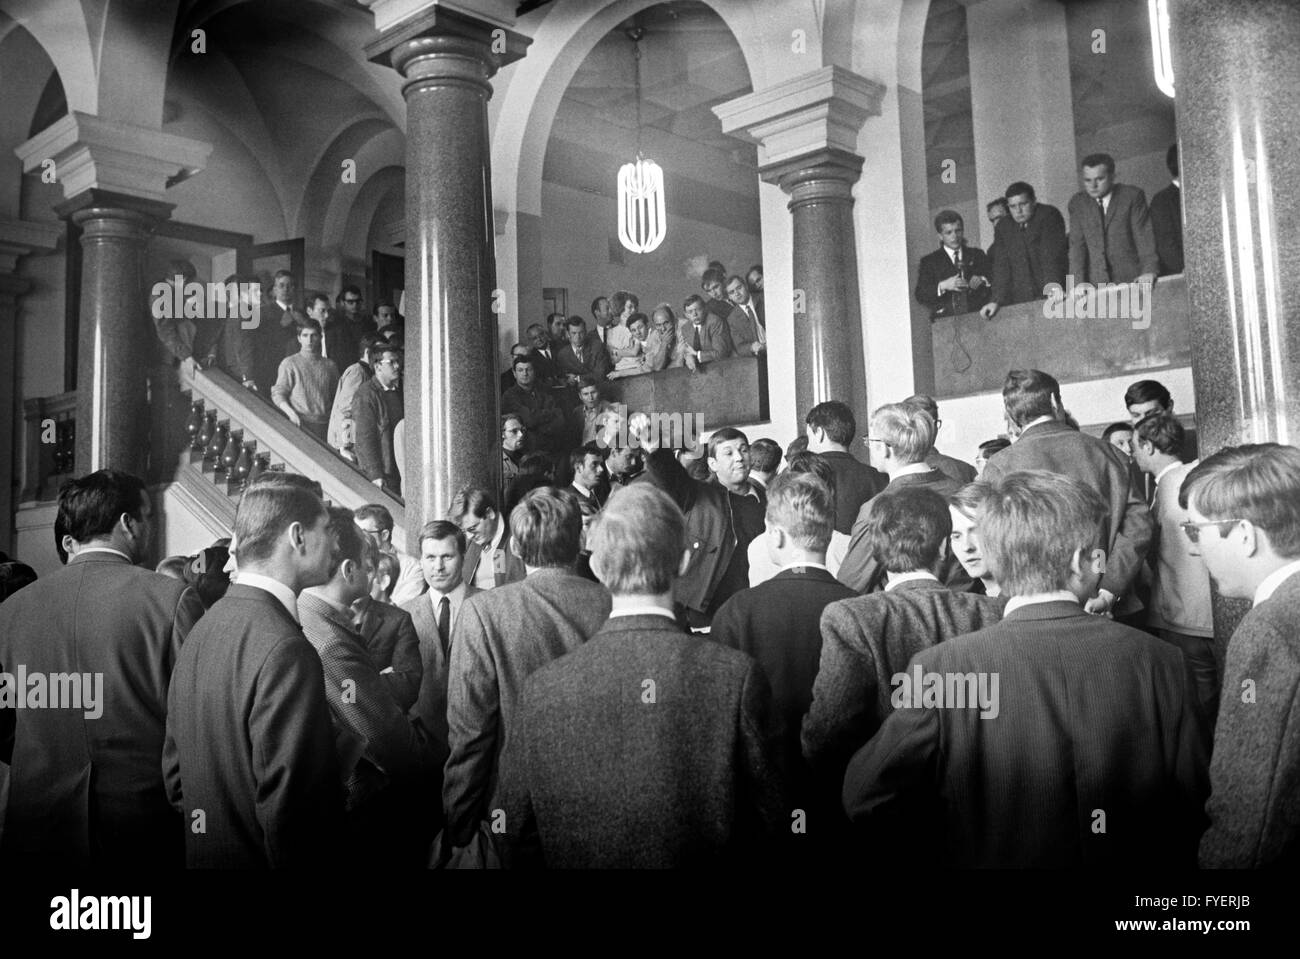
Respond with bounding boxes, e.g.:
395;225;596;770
53;192;172;476
770;151;865;425
1169;0;1300;644
1;217;66;550
716;67;883;434
1170;0;1300;453
366;6;528;540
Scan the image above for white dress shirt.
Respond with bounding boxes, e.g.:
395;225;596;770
1004;590;1079;615
884;570;940;591
471;519;507;591
1254;559;1300;607
429;580;469;634
239;571;301;623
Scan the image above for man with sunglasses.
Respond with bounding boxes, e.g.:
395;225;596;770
1181;443;1300;869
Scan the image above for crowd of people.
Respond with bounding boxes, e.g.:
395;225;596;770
2;359;1298;870
916;147;1184;319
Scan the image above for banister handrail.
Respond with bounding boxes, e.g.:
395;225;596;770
187;366;409;554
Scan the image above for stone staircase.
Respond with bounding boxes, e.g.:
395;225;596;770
177;366;408;553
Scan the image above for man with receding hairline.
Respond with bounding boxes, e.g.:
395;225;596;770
162;477;345;867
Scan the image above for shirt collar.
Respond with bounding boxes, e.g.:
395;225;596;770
573;480;593;497
892;462;934;480
778;560;830;574
431;581;467;606
488;518;506;554
1153;461;1183;486
236;571;301;623
608;606;677;621
1019;415;1056;436
73;546;133;562
884;570;940;591
1004;590;1079;615
1254;559;1300;607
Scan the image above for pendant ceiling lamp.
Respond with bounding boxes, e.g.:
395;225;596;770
617;25;667;254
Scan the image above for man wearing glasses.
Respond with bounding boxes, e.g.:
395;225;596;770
1181;442;1300;870
336;285;375;344
354;343;404;495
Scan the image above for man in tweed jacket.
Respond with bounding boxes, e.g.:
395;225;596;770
497;485;786;867
440;488;611;855
803;485;1004;785
1181;444;1300;869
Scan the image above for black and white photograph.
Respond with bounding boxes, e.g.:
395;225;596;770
0;0;1295;944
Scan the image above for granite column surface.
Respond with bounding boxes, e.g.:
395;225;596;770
368;12;527;540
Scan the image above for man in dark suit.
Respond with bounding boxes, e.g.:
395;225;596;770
803;485;1004;784
353;342;403;494
837;403;968;593
0;470;204;867
842;471;1209;868
914;210;992;318
449;486;527;591
712;472;855;833
299;508;439;862
679;294;735;370
984;197;1009;277
439;488;611;859
1182;444;1300;868
496;484;786;867
982;369;1153;618
353;586;422;713
162;478;346;868
501;355;567;454
635;449;736;629
805;400;886;536
555;316;612;382
725;274;767;355
525;323;561;385
568;442;605;516
401;520;481;764
498;343;532;394
1067;152;1159;286
979;181;1068;317
1149;144;1184;276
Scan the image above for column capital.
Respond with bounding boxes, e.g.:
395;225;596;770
0;216;62;275
766;149;866;206
365;3;530;85
15;112;212;205
359;0;518;34
713;65;883;181
53;189;173;238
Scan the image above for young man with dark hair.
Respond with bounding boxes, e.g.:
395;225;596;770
747;438;781;488
272;318;340;441
1;470;205;867
496;484;784;868
843;470;1209;868
353;342;404;493
979;181;1068;317
915;210;992;318
439;488;611;865
725;274;767;355
678;293;734;370
299;507;438;862
803;484;1004;787
706;428;766;618
556;315;612;382
804;400;886;535
1130;413;1216;718
1181;443;1300;869
304;290;352;362
449;485;527;591
163;478;345;868
984;369;1153;618
1124;378;1173;422
503;355;567;454
1067;152;1158;286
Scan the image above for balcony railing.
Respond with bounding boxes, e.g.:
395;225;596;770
930;274;1190;398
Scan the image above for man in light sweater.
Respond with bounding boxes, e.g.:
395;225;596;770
273;319;340;442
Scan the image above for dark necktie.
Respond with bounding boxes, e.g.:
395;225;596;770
692;325;703;353
437;596;450;659
747;304;761;330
